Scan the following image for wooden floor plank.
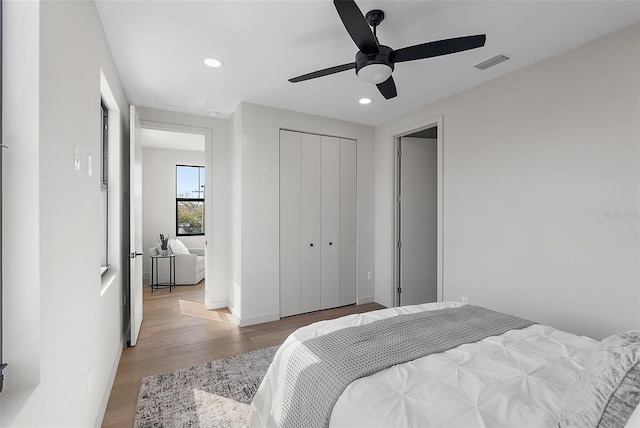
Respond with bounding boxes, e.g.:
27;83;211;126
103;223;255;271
101;282;384;427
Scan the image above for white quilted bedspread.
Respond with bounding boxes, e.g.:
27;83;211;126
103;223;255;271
249;302;598;428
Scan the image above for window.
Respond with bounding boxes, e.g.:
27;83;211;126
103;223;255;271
100;100;109;276
176;165;205;236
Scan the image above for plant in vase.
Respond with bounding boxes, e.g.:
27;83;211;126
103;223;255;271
158;233;170;255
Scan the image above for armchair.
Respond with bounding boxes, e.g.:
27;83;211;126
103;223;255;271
148;247;205;285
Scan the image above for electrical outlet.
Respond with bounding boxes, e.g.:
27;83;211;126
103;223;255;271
367;271;373;280
461;296;469;305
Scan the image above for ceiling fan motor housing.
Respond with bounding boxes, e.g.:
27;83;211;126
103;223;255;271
355;45;395;84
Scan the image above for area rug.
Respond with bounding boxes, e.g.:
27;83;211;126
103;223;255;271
178;299;223;322
134;346;279;428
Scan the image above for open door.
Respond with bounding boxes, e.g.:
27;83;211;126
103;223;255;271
129;106;143;346
398;136;438;306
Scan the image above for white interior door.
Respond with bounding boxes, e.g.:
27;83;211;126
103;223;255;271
279;131;357;317
339;139;357;306
399;137;437;306
300;133;321;313
320;136;340;309
279;130;302;317
129;106;144;346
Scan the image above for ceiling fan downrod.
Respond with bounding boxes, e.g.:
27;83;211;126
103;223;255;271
365;9;384;39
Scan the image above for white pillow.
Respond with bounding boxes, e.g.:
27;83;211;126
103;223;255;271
169;239;190;255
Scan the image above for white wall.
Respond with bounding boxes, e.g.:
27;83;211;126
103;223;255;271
136;107;232;309
1;0;41;401
142;147;206;284
233;103;375;326
375;24;640;340
230;105;243;317
1;0;130;426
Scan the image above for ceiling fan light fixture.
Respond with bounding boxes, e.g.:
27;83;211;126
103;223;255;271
356;63;392;85
204;57;223;68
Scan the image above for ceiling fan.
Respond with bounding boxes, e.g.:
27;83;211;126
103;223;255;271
289;0;487;100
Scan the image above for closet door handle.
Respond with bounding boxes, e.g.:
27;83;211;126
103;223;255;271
329;242;333;246
310;243;314;247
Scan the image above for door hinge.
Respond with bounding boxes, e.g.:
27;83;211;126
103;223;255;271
397;241;402;248
397;148;402;157
397;286;402;294
397;195;402;203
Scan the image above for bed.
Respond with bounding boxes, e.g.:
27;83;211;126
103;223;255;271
249;302;640;428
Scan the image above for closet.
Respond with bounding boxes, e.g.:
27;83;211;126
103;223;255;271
279;130;357;317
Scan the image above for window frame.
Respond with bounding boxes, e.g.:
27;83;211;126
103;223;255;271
100;100;109;276
175;164;205;237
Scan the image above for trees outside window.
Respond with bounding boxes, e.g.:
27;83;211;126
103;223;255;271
176;165;204;236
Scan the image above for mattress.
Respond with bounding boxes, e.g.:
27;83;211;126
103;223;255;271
249;302;599;428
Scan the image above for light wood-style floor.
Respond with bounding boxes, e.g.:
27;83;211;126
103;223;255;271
101;282;384;427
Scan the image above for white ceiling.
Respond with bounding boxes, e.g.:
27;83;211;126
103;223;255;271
95;1;640;126
141;128;205;151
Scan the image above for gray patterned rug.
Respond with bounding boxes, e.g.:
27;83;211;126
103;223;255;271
135;346;279;427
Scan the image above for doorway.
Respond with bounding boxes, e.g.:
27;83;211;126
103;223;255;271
128;114;212;346
394;124;442;307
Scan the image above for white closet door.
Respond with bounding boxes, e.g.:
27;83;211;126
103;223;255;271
279;130;302;317
321;136;340;309
300;133;322;313
339;138;357;306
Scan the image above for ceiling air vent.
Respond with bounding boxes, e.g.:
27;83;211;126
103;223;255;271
474;54;510;70
156;95;188;108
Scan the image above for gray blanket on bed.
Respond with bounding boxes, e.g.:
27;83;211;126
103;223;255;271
280;305;534;428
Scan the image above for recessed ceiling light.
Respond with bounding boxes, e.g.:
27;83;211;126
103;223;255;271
204;58;223;68
359;98;373;105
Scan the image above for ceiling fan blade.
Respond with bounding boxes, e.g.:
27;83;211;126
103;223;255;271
333;0;379;55
289;62;356;83
376;76;397;99
394;35;486;63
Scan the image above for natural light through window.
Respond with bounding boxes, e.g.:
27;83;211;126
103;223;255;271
176;165;205;236
100;100;109;276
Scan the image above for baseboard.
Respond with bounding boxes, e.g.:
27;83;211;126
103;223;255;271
94;341;124;427
374;296;392;308
357;296;375;305
205;300;229;310
226;311;240;325
228;304;240;325
238;312;280;327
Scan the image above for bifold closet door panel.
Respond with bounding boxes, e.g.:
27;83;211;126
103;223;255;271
279;130;302;317
320;136;340;310
339;138;357;306
300;133;322;313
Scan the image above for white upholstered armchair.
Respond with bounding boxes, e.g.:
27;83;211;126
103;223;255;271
148;246;205;286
